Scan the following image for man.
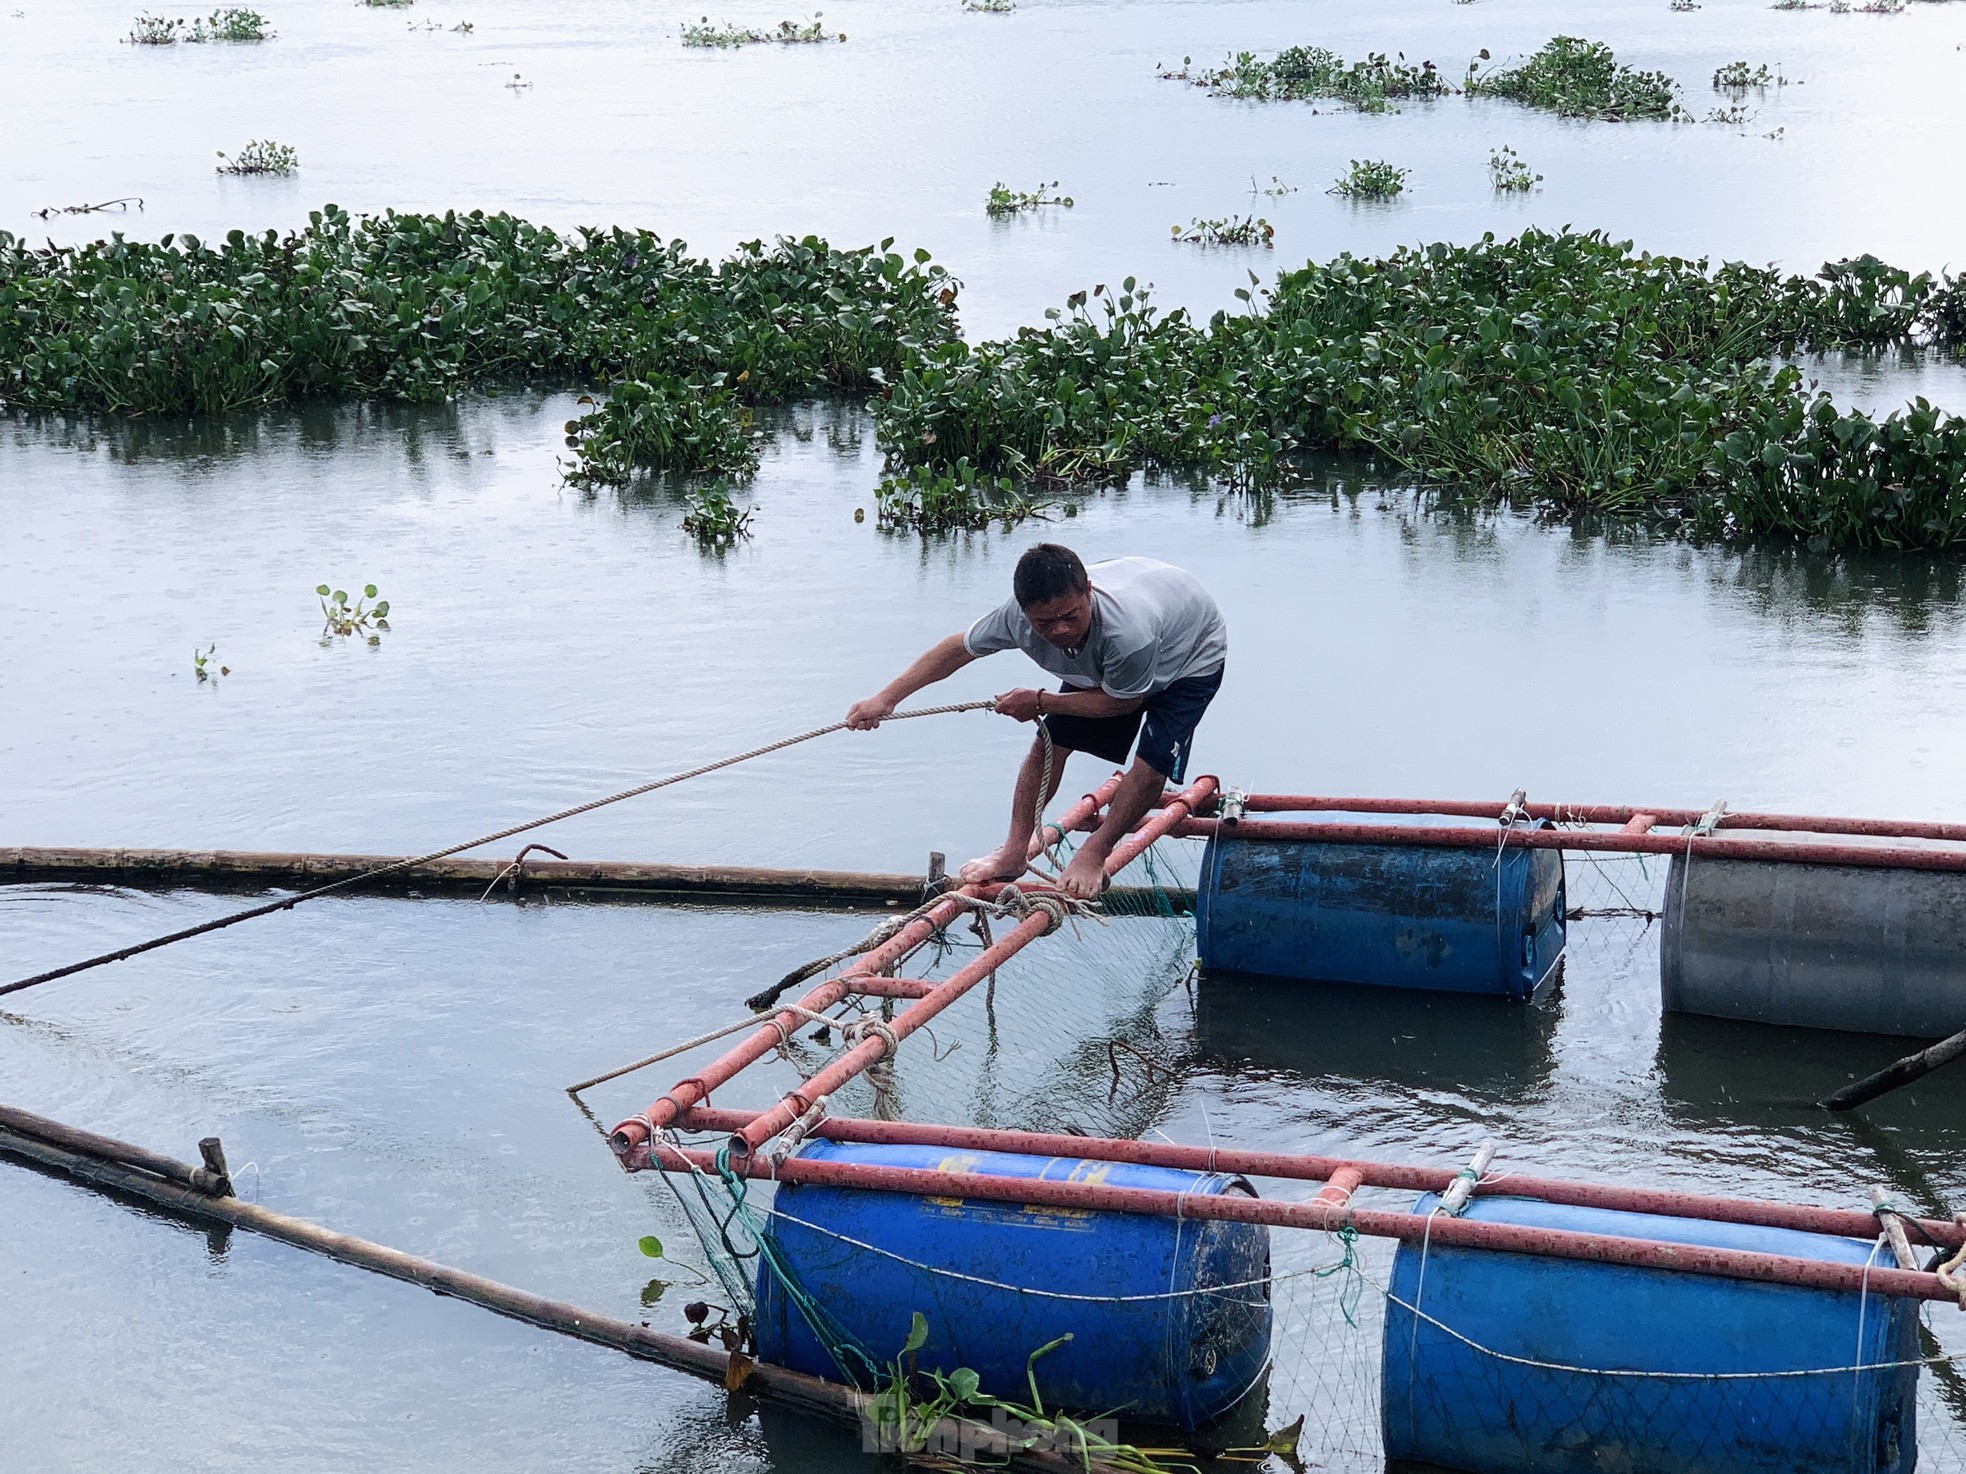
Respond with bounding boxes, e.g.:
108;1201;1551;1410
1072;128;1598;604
846;544;1227;900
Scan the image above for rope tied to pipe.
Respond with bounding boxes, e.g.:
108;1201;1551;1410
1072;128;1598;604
1934;1215;1966;1307
746;876;1098;1014
841;1017;901;1060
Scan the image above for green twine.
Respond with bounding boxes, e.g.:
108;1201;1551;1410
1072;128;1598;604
1320;1224;1367;1329
713;1140;885;1388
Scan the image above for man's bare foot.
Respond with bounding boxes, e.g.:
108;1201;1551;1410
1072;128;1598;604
959;844;1028;884
1057;848;1110;900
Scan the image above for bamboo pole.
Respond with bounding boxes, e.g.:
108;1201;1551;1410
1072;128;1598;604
0;1107;1119;1474
1824;1026;1966;1111
0;846;1192;913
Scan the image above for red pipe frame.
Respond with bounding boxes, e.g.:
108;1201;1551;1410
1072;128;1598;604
608;773;1212;1159
1187;792;1966;843
666;1106;1965;1252
1180;816;1966;875
650;1144;1955;1305
612;773;1964;1302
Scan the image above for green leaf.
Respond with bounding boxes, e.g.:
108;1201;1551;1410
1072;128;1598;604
637;1235;664;1259
948;1367;981;1401
364;584;378;598
902;1310;929;1354
316;584;331;596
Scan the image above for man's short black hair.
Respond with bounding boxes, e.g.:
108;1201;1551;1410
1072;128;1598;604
1014;544;1089;608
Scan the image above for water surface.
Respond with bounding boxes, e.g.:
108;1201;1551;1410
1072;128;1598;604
9;0;1966;1468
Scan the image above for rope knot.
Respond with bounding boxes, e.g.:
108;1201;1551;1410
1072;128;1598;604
844;1017;900;1060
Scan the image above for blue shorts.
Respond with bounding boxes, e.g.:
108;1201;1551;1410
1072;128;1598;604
1039;665;1224;784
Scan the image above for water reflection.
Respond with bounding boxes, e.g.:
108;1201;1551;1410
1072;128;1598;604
1656;1012;1966;1141
1193;970;1562;1106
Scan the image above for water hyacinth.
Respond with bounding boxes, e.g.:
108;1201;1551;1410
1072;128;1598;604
1328;160;1408;199
7;212;1966;549
871;232;1966;550
1466;36;1684;119
0;207;959;486
1163;46;1450;112
215;139;298;175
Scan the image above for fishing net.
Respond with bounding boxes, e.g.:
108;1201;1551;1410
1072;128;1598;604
1561;844;1669;973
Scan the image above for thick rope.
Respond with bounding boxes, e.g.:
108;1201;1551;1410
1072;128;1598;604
0;700;995;999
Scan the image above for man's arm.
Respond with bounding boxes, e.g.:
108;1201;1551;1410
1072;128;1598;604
845;633;978;729
993;686;1142;722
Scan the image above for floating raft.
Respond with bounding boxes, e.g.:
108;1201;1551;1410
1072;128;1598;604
1175;790;1966;1037
606;773;1966;1471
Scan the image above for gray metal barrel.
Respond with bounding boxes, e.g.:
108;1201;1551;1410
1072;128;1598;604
1660;853;1966;1038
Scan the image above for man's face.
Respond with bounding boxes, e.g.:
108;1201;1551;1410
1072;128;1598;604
1022;589;1093;652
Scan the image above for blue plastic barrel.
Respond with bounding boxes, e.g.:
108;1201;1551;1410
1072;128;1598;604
753;1140;1272;1429
1196;822;1565;997
1382;1194;1918;1474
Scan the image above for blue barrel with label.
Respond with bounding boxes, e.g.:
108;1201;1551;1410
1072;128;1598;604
753;1140;1272;1429
1196;819;1565;997
1382;1194;1918;1474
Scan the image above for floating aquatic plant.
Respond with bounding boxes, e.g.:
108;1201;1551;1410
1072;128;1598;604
192;6;271;39
1328;159;1408;199
15;211;1966;550
215;139;297;174
1713;61;1787;89
562;379;759;487
317;584;389;645
1172;214;1275;245
1466;36;1683;119
985;181;1072;216
680;12;841;46
875;460;1049;532
1162;45;1449;112
1488;145;1540;191
961;0;1014;12
870;231;1966;550
0;210;957;502
680;482;755;545
131;7;272;41
127;13;184;42
192;644;230;681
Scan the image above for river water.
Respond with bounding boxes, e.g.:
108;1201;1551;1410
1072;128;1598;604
7;0;1966;1469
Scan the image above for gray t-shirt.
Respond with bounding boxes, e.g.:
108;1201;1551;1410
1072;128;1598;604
963;556;1228;700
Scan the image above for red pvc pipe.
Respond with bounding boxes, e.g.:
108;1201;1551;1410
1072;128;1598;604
1210;794;1966;843
1317;1167;1364;1208
609;774;1129;1158
843;977;937;1000
1179;817;1966;875
649;1146;1950;1303
665;1107;1965;1250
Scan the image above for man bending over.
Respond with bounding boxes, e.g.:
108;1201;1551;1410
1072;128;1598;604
846;544;1227;900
